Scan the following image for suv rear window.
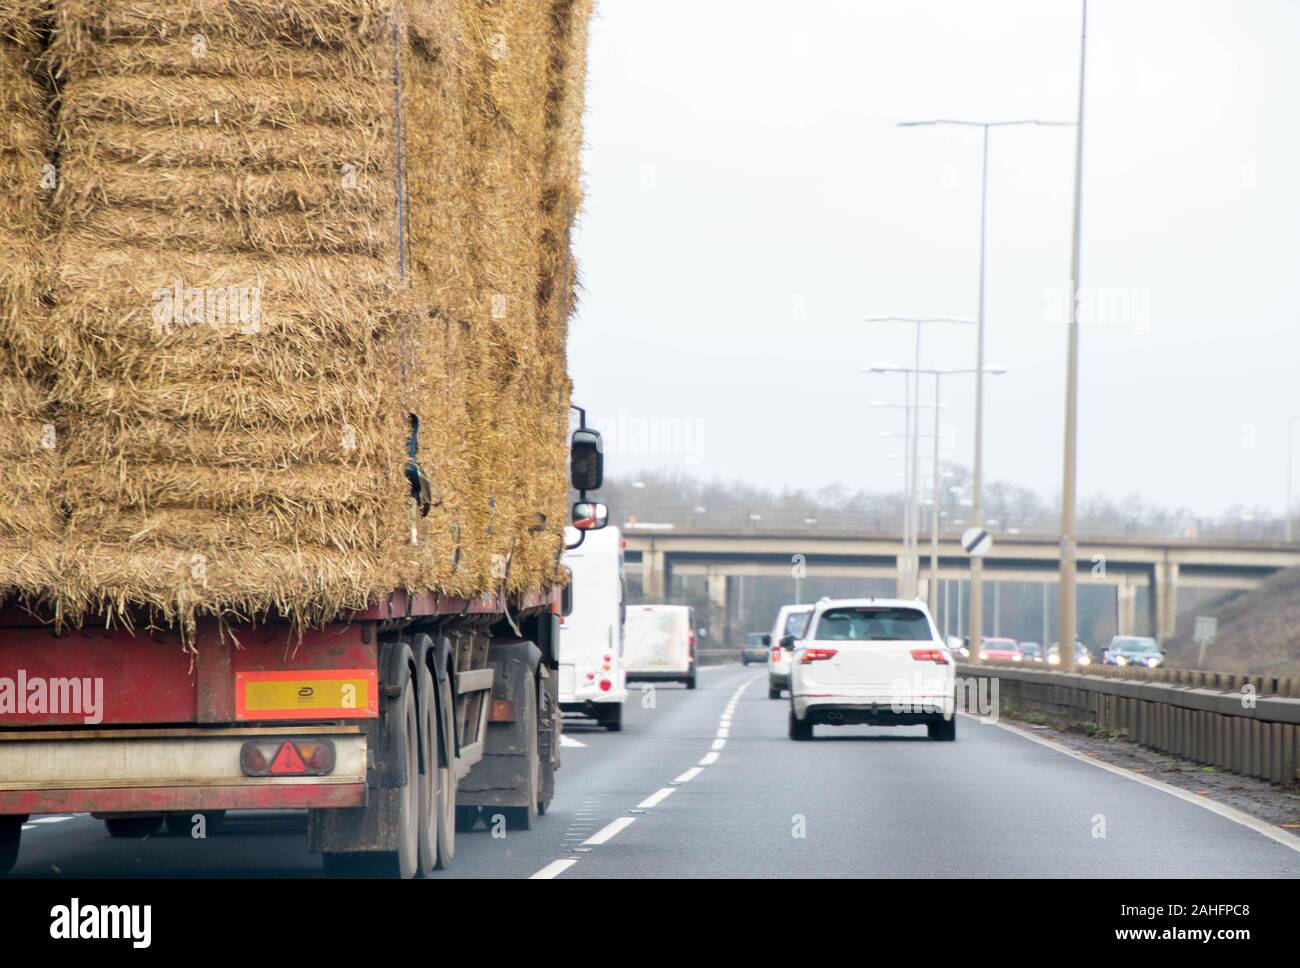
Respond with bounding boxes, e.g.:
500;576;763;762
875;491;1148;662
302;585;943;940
814;607;932;642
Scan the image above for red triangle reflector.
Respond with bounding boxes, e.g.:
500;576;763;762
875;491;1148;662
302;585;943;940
270;741;307;775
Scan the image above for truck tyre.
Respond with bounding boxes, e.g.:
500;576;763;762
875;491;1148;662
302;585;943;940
685;667;697;690
164;811;225;838
927;717;957;742
393;677;421;877
788;709;813;741
768;683;781;700
433;670;457;869
0;817;21;876
602;702;623;732
331;671;419;878
416;665;439;877
105;816;163;838
499;674;540;830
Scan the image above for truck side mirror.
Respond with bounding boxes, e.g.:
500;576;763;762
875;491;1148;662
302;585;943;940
570;428;604;492
780;635;795;649
571;501;608;531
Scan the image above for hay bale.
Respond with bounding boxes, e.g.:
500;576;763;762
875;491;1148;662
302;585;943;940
0;7;61;598
9;0;594;633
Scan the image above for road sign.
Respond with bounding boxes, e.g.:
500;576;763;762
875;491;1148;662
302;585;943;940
1193;615;1218;669
961;527;993;557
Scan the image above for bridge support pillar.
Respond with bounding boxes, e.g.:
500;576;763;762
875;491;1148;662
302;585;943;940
707;572;731;647
1117;580;1138;636
643;549;668;601
1150;561;1179;642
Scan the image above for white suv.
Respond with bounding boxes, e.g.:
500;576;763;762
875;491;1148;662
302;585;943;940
787;598;956;741
767;603;813;699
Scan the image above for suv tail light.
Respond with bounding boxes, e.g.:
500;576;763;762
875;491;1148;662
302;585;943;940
800;649;837;664
771;646;782;661
911;649;949;665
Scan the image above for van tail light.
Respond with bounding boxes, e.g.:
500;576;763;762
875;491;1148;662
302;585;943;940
911;649;949;665
771;646;782;661
800;649;837;664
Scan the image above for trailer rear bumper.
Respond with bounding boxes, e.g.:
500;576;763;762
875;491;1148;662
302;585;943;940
0;727;367;815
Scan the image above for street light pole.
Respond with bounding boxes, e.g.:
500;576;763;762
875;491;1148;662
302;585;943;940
863;316;973;598
899;117;1073;661
1058;0;1089;671
1286;416;1300;543
869;363;1008;612
931;373;943;615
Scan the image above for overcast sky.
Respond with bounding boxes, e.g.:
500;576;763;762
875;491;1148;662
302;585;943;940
568;0;1300;517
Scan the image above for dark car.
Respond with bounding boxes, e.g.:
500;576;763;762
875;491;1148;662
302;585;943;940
741;632;771;665
1103;635;1165;668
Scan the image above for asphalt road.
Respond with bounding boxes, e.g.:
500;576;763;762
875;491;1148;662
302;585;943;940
9;663;1300;878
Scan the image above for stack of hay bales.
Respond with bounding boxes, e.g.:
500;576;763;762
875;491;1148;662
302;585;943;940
21;0;593;635
0;3;61;599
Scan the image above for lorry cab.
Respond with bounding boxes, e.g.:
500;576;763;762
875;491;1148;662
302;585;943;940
559;526;628;731
622;604;697;689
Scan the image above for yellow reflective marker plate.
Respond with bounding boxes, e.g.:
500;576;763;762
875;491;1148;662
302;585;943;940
235;669;378;720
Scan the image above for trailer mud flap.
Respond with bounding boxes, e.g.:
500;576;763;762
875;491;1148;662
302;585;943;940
457;639;540;808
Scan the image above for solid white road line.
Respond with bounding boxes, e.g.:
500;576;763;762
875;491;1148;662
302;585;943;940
636;787;677;810
716;727;730;738
560;735;587;748
673;767;704;784
699;751;720;766
711;738;726;750
31;816;73;824
966;713;1300;854
530;859;579;880
584;816;637;846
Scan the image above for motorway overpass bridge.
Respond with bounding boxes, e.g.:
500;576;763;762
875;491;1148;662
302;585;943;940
621;528;1300;641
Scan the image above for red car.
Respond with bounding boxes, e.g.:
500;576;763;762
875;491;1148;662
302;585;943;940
979;637;1024;662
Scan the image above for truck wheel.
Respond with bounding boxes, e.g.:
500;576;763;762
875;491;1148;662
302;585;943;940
347;673;419;878
927;717;957;742
685;668;697;690
768;684;781;700
500;675;540;830
0;817;21;876
164;811;225;838
105;816;163;838
602;702;623;732
788;709;813;741
393;678;421;877
416;665;439;877
433;671;457;869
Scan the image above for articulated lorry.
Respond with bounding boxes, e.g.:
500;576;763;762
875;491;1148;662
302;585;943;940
0;0;599;878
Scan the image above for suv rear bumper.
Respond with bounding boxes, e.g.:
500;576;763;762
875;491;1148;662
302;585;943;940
793;695;954;724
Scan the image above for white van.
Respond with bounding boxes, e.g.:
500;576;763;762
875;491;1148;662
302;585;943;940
559;527;628;731
767;603;813;699
623;604;697;689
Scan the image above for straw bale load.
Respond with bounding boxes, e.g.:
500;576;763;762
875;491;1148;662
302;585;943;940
0;3;61;598
0;0;594;637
